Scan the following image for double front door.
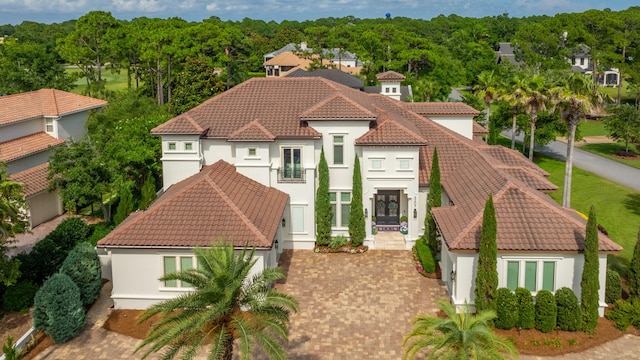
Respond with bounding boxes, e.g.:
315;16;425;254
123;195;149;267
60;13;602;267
375;190;400;225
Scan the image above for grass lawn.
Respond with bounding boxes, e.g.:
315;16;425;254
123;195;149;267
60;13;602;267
579;119;608;137
580;142;640;170
534;156;640;271
67;68;131;94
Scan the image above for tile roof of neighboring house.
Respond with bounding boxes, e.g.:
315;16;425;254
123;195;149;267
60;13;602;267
98;160;288;249
473;122;489;134
496;42;523;66
10;162;50;197
404;102;481;116
264;51;313;67
0;132;65;162
376;71;405;81
0;89;107;127
227;120;276;141
285;68;364;89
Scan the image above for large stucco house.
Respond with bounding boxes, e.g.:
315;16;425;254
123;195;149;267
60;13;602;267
98;75;621;313
0;89;107;228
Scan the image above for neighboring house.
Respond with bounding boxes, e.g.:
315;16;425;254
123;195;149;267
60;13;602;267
363;70;413;101
495;42;523;66
264;51;314;77
100;76;620;315
0;89;107;228
286;68;365;91
264;42;362;77
569;44;620;87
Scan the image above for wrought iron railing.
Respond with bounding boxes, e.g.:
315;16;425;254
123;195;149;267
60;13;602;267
277;168;305;183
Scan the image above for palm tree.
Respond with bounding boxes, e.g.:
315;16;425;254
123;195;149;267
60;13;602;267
0;160;27;243
473;70;500;127
520;74;548;160
500;73;527;150
403;300;519;360
135;244;299;360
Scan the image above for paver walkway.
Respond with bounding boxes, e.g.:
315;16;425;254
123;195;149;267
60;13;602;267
7;215;70;257
29;250;640;359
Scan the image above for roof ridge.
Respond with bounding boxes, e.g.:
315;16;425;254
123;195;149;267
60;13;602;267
300;92;376;119
48;89;61;116
185;114;205;133
227;119;276;140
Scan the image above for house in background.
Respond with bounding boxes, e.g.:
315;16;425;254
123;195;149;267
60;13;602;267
264;42;362;77
569;44;620;87
0;89;107;228
99;75;620;315
495;42;523;66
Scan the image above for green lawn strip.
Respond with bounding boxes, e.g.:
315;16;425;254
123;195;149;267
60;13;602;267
579;143;640;170
67;68;132;94
534;156;640;266
579;119;608;137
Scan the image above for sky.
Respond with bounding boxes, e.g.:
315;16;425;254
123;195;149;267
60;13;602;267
0;0;635;25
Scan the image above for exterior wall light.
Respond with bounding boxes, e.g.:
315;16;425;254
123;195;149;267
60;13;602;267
282;218;286;227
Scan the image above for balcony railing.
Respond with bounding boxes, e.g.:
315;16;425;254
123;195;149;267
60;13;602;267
277;167;305;184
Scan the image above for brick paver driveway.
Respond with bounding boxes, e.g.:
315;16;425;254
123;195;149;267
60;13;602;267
273;250;448;359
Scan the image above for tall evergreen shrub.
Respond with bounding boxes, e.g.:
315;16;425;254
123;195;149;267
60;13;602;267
315;148;331;246
113;183;134;225
555;287;582;331
535;290;557;333
425;147;441;253
581;205;600;334
629;226;640;298
60;242;102;305
515;287;535;329
32;273;86;344
474;194;498;313
606;269;622;304
495;288;518;330
349;155;365;247
139;174;157;210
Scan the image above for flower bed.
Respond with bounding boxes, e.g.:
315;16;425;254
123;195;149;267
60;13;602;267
314;244;368;254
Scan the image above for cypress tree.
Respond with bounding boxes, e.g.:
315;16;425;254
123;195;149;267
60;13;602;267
349;155;365;247
581;205;600;334
425;147;441;253
629;226;640;298
474;194;498;314
113;184;134;226
315;149;331;246
139;174;157;210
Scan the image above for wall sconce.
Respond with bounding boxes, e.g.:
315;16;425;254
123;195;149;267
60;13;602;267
413;208;417;219
365;208;368;218
282;218;286;227
450;271;456;282
275;239;279;251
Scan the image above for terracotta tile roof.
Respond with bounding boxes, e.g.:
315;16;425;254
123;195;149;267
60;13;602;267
300;93;376;120
498;167;558;191
10;162;50;197
264;51;312;67
473;122;489;134
376;70;405;81
434;183;622;252
476;145;550;177
355;118;427;146
227;120;276;141
0;132;65;162
0;89;107;126
97;160;288;249
150;114;207;135
404;102;481;116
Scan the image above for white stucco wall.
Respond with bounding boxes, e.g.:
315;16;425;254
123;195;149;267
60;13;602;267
56;112;89;141
106;247;274;309
0;119;43;143
429;116;473;140
160;135;202;190
27;190;63;228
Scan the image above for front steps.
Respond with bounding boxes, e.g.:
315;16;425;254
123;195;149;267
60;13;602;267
374;231;406;250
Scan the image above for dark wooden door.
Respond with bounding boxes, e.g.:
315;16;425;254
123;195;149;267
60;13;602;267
375;190;400;225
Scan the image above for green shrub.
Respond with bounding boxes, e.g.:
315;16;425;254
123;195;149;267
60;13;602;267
415;240;435;273
32;273;86;344
515;288;535;329
60;242;102;305
2;336;19;360
535;290;557;333
555;287;582;331
47;217;90;251
113;184;134;225
329;235;349;249
495;288;518;330
87;222;114;246
2;281;39;312
25;238;67;284
139;174;157;210
606;298;640;330
606;269;622;304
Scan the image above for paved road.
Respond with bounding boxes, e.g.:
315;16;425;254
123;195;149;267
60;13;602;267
503;131;640;192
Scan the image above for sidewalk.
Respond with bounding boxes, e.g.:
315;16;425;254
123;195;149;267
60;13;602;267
7;215;70;257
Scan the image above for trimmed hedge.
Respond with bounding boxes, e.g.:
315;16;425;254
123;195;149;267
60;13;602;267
495;288;518;330
415;240;435;273
32;273;86;344
328;235;348;249
2;281;39;312
535;290;557;333
60;242;102;305
47;217;90;251
555;287;582;331
515;288;535;329
606;298;640;330
606;269;622;304
87;222;114;246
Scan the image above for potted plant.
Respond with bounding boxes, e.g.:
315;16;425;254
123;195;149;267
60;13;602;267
371;216;378;235
400;215;408;235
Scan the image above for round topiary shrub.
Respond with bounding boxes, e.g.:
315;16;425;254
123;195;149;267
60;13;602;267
32;273;86;344
47;217;90;252
535;290;557;333
555;287;582;331
515;287;535;329
2;281;39;312
60;242;102;305
495;288;518;330
606;269;622;304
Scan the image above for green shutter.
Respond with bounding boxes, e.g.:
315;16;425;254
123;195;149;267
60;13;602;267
542;262;555;291
507;261;519;290
163;257;177;287
525;261;537;291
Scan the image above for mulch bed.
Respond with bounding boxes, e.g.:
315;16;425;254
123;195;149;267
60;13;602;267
313;245;368;254
103;309;161;340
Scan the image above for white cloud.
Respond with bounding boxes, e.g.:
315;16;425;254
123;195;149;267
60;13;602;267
112;0;167;13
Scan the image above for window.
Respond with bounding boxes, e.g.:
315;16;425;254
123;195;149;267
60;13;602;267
580;57;585;66
505;259;557;292
385;87;390;93
291;206;305;233
184;142;193;151
248;148;257;157
282;147;302;179
399;159;410;170
392;87;397;93
372;159;382;169
168;142;176;151
330;191;351;228
163;256;194;288
45;118;54;133
333;136;344;165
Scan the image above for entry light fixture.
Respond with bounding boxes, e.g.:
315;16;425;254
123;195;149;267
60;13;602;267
413;208;418;219
450;271;456;282
282;218;286;227
365;208;368;218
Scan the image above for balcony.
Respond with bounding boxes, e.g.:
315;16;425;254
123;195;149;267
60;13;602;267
277;167;305;184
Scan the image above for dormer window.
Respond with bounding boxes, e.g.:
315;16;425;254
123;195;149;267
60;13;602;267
168;142;176;151
248;148;257;157
45;118;54;133
184;142;193;151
